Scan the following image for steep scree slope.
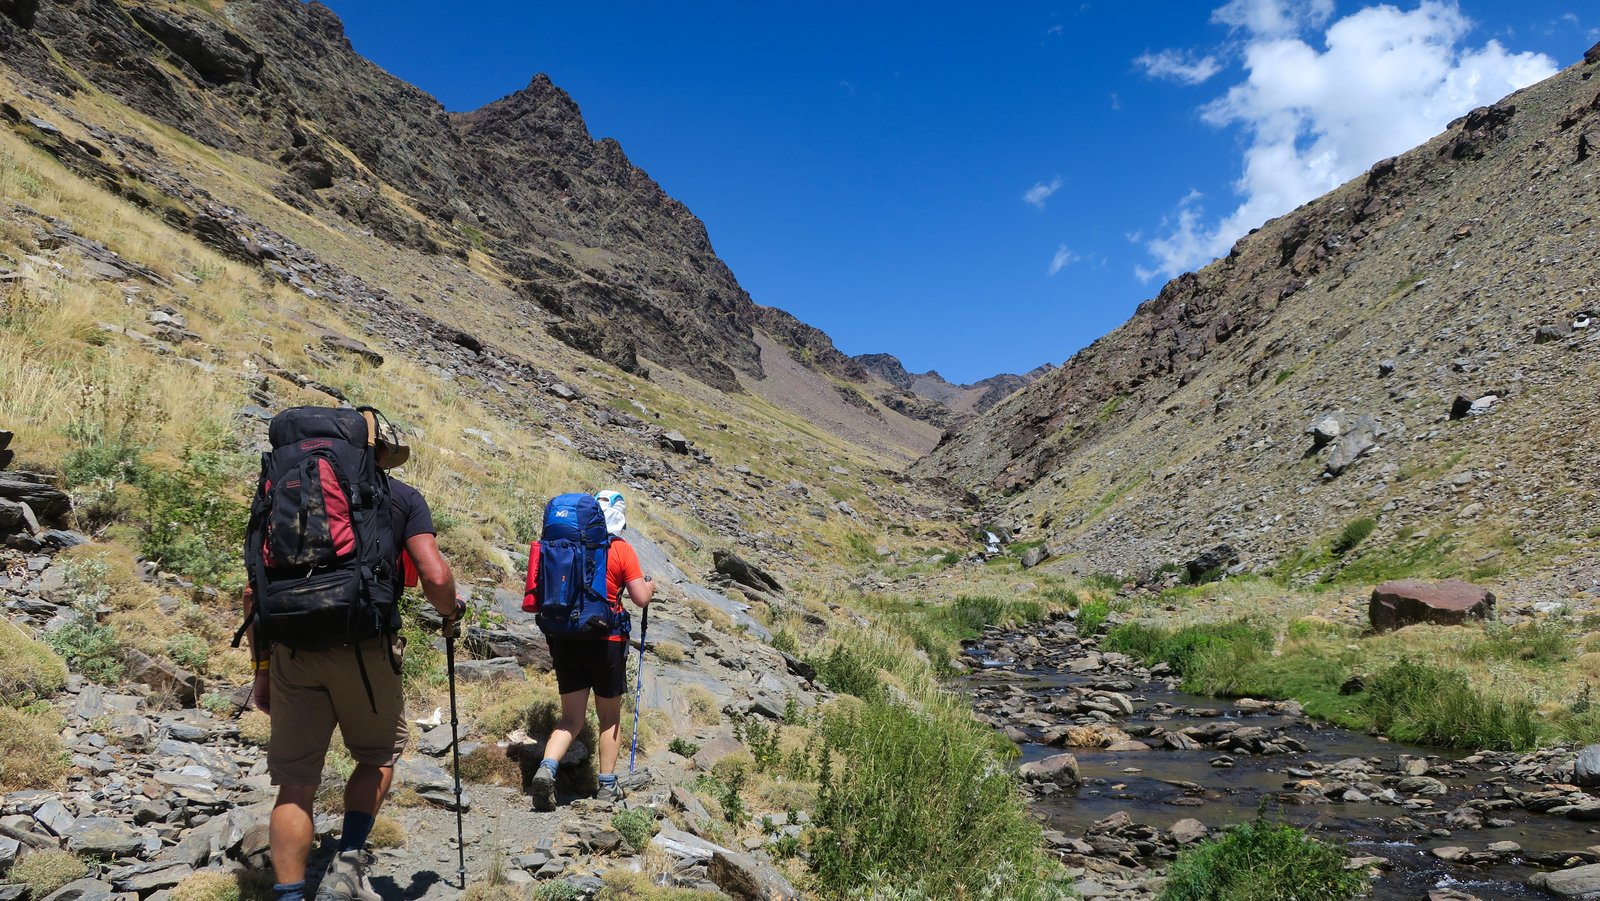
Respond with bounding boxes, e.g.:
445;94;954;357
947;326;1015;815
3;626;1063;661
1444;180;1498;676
917;49;1600;596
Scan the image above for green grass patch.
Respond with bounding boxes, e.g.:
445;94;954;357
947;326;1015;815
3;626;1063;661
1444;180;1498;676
1105;620;1273;679
1161;814;1365;901
1460;620;1571;666
1076;597;1111;636
1363;658;1539;751
1331;517;1376;556
1277;523;1454;589
812;698;1066;899
611;807;656;852
138;450;250;592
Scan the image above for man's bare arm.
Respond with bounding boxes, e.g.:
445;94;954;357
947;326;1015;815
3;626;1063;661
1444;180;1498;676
406;532;461;618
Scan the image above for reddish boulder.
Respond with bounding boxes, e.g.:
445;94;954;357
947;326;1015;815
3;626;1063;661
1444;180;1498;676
1369;580;1495;632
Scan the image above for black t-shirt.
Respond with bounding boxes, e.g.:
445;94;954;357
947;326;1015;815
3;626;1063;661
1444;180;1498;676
388;477;435;624
390;477;435;546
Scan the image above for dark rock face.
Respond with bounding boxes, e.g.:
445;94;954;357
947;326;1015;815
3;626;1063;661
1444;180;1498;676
1369;580;1496;632
1184;544;1237;583
3;0;769;391
713;550;783;595
0;472;69;525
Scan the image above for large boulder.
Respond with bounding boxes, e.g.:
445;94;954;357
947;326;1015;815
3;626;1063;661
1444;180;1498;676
1575;745;1600;788
64;817;143;857
1325;414;1381;476
1018;753;1080;787
1533;863;1600;899
1369;580;1495;632
121;648;202;706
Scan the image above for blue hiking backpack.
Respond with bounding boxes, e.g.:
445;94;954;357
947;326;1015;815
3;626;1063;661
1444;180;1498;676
534;493;621;637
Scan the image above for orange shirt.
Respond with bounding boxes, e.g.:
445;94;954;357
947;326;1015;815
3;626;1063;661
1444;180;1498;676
523;538;643;640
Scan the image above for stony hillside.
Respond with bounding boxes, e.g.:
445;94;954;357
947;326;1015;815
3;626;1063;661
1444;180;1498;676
917;45;1600;599
0;0;1033;438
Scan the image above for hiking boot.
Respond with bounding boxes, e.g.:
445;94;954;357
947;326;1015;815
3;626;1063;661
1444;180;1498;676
314;850;381;901
596;780;622;804
530;766;556;812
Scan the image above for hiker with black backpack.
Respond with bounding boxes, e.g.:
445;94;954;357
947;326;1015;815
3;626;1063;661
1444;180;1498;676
522;490;653;810
236;407;465;901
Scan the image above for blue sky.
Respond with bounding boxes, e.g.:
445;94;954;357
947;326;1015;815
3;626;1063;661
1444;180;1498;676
323;0;1588;383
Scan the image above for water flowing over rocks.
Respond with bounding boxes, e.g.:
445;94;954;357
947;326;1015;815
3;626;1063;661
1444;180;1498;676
965;617;1600;899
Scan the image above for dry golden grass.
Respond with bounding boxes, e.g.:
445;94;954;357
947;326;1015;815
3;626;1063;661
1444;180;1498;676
458;746;523;788
684;687;721;726
9;851;87;899
238;710;272;746
651;640;685;663
369;814;406;849
0;620;67;703
683;598;733;633
169;869;272;901
0;705;68;792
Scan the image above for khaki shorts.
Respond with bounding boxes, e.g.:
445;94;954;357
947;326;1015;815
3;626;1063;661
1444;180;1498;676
267;637;408;786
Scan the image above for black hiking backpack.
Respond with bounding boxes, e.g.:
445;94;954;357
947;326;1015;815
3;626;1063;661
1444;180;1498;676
236;406;399;665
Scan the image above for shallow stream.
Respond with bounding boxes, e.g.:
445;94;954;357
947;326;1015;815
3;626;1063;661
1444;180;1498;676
969;656;1597;900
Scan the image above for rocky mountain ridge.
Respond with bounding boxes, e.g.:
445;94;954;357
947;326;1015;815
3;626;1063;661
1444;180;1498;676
917;45;1600;598
0;0;1031;427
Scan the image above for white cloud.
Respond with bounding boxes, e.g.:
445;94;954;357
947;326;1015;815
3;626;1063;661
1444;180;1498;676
1023;175;1064;209
1134;49;1224;85
1211;0;1334;37
1140;0;1557;280
1048;244;1080;276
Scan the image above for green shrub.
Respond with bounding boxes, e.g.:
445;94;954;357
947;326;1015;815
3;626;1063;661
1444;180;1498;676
1076;597;1111;636
807;642;885;701
139;451;249;591
166;633;211;672
0;620;67;703
9;850;86;898
811;698;1062;899
770;628;800;657
61;370;165;487
1161;815;1365;901
667;737;700;758
45;617;125;683
1363;659;1539;751
611;807;656;852
1331;517;1377;556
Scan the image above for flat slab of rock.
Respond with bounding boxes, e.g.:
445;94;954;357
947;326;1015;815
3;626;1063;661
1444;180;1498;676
452;657;525;682
1369;580;1494;632
1533;863;1600;899
709;847;800;900
64;817;143;857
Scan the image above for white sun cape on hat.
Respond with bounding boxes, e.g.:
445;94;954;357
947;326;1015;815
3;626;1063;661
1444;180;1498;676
595;489;626;535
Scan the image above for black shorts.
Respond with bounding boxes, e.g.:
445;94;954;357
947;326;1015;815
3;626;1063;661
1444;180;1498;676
548;638;627;698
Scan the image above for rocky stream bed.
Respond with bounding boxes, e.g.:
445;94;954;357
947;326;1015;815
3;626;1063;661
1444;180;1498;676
965;616;1600;901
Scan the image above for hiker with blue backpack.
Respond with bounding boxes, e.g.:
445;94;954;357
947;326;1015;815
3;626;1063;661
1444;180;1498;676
237;407;465;901
522;490;653;810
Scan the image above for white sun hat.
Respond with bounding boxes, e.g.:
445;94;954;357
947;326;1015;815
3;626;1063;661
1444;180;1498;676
595;489;626;535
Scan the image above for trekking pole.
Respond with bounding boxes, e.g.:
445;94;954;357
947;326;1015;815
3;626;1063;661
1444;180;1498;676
629;605;649;774
444;617;467;890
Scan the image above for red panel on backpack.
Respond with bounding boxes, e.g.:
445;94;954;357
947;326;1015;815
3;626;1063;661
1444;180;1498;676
319;457;355;557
